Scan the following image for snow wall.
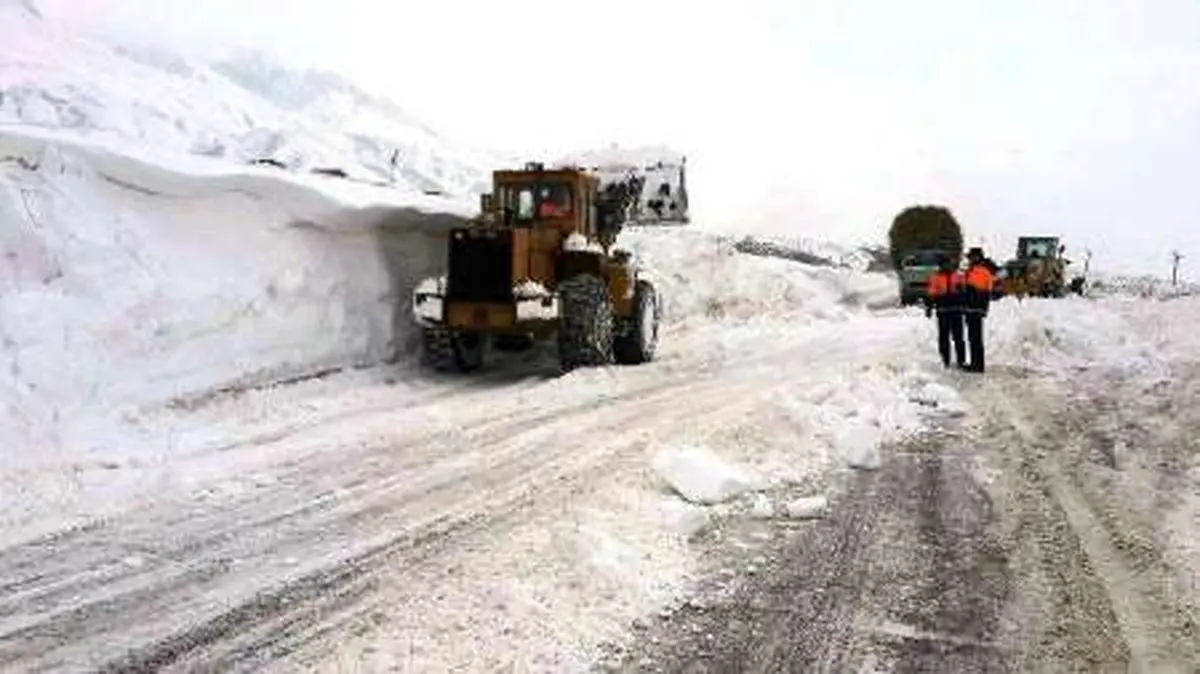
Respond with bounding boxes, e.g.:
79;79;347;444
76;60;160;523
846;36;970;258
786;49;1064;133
0;132;468;455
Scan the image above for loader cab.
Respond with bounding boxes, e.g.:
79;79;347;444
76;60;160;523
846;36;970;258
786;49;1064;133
1016;237;1060;261
489;164;604;241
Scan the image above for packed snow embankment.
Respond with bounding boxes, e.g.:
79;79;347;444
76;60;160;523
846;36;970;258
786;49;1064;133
0;134;467;474
619;229;900;334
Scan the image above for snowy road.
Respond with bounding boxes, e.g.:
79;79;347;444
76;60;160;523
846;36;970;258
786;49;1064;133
606;360;1200;672
0;311;927;672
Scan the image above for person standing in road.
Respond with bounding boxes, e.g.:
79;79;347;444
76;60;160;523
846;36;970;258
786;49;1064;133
924;254;966;369
963;247;996;372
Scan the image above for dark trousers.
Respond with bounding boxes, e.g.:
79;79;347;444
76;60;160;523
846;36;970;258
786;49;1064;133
964;312;985;372
936;311;966;368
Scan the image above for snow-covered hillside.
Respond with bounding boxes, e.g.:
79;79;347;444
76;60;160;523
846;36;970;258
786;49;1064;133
0;1;494;196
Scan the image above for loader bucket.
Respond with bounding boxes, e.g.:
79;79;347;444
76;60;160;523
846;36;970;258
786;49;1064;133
555;147;691;227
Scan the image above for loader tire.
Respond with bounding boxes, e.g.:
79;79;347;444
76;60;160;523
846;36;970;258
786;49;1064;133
557;273;614;372
422;327;485;373
614;280;660;365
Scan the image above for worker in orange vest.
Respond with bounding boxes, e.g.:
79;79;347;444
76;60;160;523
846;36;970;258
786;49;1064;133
963;247;996;372
924;254;967;369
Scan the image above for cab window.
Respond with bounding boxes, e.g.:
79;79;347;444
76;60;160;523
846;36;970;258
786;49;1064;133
501;182;572;223
515;188;535;220
536;183;572;218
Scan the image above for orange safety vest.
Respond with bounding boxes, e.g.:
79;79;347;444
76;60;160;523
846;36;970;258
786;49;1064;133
927;270;965;297
965;265;994;292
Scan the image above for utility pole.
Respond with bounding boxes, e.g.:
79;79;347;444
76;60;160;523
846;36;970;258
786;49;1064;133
1171;250;1183;286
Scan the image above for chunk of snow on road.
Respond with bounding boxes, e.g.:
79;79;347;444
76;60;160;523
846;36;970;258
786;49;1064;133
910;380;969;416
784;495;829;519
836;423;882;470
651;446;758;505
655;496;712;537
750;493;775;519
911;381;958;406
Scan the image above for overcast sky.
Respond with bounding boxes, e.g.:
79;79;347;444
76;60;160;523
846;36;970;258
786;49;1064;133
36;0;1200;277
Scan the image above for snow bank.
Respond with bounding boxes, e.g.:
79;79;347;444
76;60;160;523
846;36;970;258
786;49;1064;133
1125;294;1200;362
730;233;887;273
0;131;466;470
617;228;899;328
985;295;1166;378
1086;273;1200;301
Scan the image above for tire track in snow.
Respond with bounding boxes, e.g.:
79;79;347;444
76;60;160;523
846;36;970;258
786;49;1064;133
606;428;1015;672
0;320;846;672
978;378;1199;671
609;360;1199;672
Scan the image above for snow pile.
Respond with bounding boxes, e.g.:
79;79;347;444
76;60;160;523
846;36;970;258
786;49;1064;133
0;5;496;195
1087;273;1200;300
985;295;1164;376
731;233;887;273
812;364;932;470
616;228;899;327
1125;294;1200;362
657;325;932;486
0;132;468;476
